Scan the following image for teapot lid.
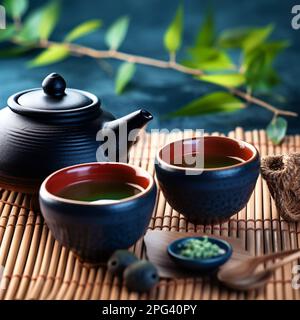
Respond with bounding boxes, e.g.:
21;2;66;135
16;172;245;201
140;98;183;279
8;73;101;122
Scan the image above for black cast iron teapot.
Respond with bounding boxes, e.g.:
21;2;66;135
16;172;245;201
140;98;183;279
0;73;153;193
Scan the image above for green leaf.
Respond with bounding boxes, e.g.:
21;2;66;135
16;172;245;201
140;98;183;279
105;16;129;50
197;73;245;87
244;40;289;91
16;8;44;42
163;4;183;54
168;92;245;117
64;19;102;42
244;40;289;68
4;0;28;19
243;24;274;52
115;62;136;94
17;2;61;43
218;24;273;52
218;28;250;48
246;63;280;91
0;25;15;42
39;1;60;40
266;116;287;145
185;47;233;71
16;1;60;43
195;10;214;48
262;40;290;56
28;45;69;67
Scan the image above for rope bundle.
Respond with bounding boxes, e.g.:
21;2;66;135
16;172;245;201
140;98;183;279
261;153;300;222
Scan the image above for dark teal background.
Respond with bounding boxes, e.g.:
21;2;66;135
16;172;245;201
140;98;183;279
0;0;299;133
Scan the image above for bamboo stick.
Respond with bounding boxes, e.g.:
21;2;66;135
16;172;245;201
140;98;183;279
4;197;33;300
39;240;62;299
280;134;296;300
192;278;203;300
290;135;300;300
28;232;55;299
63;259;82;300
0;193;23;270
54;252;76;300
252;130;265;300
81;268;97;300
0;191;17;246
259;130;275;300
24;222;49;299
271;141;285;300
46;247;69;300
73;266;89;300
15;215;43;299
90;268;105;300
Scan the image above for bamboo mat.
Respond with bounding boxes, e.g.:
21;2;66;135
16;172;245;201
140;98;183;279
0;127;299;300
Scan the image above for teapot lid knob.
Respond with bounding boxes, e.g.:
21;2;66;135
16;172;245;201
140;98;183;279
42;73;66;97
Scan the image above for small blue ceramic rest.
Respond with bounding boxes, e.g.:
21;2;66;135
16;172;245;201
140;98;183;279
167;236;233;271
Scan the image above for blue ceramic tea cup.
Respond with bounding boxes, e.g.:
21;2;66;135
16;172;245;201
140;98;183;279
40;162;157;263
155;136;260;225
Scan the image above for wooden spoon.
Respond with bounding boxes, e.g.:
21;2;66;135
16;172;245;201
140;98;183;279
218;249;300;291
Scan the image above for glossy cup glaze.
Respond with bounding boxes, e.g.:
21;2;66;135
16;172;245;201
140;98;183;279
155;136;260;225
40;162;157;263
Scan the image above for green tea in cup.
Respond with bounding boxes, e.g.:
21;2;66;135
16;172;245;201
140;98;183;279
58;180;144;203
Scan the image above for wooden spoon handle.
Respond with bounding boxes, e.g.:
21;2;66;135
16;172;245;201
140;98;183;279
265;250;300;273
256;248;299;264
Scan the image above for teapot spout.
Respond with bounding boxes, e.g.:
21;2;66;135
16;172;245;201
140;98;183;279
114;109;153;132
101;109;153;162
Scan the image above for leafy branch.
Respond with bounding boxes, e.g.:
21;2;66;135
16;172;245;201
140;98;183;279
0;0;297;144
